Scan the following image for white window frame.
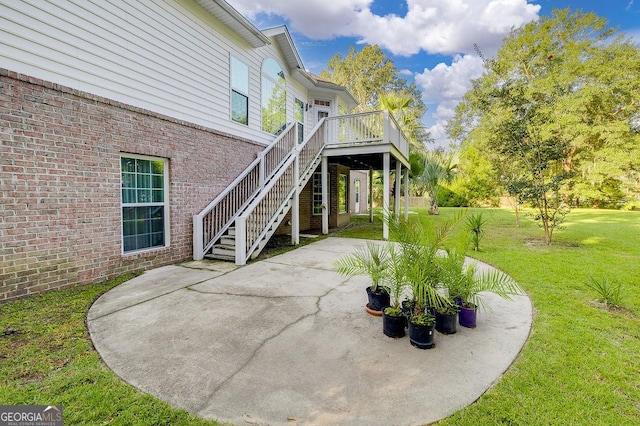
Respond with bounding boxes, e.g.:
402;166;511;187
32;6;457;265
312;171;329;216
120;153;170;254
295;98;305;143
230;55;249;125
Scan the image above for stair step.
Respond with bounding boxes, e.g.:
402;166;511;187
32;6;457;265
227;227;236;236
220;235;235;245
206;252;236;261
213;243;234;250
209;245;236;260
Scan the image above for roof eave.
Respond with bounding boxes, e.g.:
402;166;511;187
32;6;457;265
195;0;271;48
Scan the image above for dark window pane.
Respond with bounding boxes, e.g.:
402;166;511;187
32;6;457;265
151;161;164;175
121;157;136;173
137;159;150;174
122;188;135;204
122;205;165;252
152;189;164;203
232;90;248;125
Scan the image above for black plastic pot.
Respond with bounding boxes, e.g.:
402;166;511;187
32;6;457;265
408;321;436;349
366;286;390;312
435;311;458;334
382;309;406;338
401;299;414;328
459;304;477;328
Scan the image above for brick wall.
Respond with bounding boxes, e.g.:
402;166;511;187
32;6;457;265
0;70;263;301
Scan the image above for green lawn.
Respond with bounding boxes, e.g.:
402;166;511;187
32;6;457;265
1;208;638;425
336;207;640;425
0;275;220;426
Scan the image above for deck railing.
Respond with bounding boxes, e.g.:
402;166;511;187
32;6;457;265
193;110;409;263
324;110;409;158
193;123;297;260
234;119;328;264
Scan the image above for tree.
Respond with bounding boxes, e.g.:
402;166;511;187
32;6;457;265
450;9;640;244
413;152;457;215
379;92;429;148
321;45;429;147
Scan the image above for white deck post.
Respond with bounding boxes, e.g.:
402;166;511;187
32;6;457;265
404;167;409;221
383;152;390;240
369;169;374;223
235;217;247;266
395;160;401;221
193;215;203;260
322;156;329;234
292;152;300;245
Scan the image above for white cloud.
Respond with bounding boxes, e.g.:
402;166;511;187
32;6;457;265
227;0;540;56
625;28;640;46
226;0;540;149
415;54;485;148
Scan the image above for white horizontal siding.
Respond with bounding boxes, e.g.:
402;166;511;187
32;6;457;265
0;0;315;145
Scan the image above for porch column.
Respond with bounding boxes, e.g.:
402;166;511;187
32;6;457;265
395;160;401;221
292;152;300;245
369;169;374;223
321;156;329;234
383;152;390;240
404;167;409;221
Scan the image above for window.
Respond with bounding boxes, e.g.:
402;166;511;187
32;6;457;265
121;155;169;253
295;98;304;144
312;172;327;215
231;56;249;125
261;58;286;135
338;174;347;214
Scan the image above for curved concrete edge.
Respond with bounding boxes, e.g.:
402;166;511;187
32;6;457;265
88;237;533;426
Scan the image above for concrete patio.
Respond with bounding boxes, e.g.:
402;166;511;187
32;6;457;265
87;237;532;426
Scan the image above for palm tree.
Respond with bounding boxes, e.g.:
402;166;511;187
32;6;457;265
415;153;456;215
379;92;428;149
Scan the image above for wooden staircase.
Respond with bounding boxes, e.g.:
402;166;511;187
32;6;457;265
194;119;327;265
193;110;409;265
206;198;293;261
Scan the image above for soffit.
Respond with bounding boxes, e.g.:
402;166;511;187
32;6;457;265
194;0;270;48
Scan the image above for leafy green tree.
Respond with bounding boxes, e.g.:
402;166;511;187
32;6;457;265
450;9;640;243
453;134;501;207
321;45;428;147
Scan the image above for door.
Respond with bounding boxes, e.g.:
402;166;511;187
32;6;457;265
315;108;330;126
354;179;360;213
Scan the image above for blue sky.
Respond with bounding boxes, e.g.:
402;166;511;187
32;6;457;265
227;0;640;148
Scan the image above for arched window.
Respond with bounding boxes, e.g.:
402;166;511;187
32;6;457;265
261;58;286;135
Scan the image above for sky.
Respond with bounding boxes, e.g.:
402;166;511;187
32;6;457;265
226;0;640;149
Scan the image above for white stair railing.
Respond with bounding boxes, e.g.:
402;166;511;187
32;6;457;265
194;110;409;264
234;119;328;264
193;123;297;260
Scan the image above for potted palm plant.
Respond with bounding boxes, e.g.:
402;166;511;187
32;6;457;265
381;243;407;338
335;241;390;315
446;252;525;328
388;211;462;349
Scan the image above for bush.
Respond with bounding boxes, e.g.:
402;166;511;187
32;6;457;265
437;187;469;207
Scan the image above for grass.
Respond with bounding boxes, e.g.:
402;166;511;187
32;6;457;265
0;275;220;426
337;207;640;425
1;207;638;425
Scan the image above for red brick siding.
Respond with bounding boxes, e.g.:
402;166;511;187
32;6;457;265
0;70;263;301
